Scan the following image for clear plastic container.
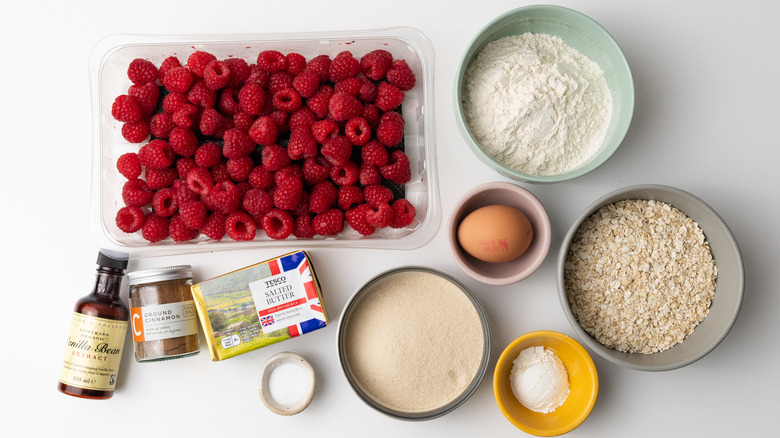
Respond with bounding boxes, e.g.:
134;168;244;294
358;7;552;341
88;28;439;255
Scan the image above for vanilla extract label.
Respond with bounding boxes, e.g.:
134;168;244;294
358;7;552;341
59;313;127;391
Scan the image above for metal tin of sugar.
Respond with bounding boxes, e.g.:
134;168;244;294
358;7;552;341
337;266;490;421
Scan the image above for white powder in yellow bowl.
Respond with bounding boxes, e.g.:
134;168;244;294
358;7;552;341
342;269;487;414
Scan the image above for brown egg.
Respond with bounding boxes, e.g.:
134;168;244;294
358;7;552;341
457;205;534;263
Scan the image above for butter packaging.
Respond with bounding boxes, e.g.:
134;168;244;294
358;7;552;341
191;250;328;361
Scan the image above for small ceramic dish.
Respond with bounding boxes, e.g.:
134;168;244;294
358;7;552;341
259;351;316;415
494;330;598;436
448;182;551;285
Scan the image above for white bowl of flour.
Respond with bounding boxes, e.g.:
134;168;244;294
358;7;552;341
455;5;634;183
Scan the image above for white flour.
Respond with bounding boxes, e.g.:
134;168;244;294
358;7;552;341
463;33;613;176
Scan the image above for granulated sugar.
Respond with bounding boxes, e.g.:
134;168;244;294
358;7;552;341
343;270;485;413
463;33;612;176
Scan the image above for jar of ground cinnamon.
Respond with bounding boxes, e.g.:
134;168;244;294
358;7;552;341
128;265;200;362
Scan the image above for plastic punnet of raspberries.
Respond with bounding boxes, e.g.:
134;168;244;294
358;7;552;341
111;48;419;243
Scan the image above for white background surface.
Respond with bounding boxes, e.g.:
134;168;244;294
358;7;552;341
2;0;777;436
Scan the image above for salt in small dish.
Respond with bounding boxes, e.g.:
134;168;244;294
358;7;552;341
260;351;316;415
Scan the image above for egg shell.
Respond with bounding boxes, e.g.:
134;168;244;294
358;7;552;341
457;205;534;263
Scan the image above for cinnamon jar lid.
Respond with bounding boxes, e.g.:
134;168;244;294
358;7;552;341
128;265;192;285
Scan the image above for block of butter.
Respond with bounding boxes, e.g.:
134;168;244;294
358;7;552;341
191;250;328;361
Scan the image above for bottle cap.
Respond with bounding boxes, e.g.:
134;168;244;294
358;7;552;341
97;249;130;271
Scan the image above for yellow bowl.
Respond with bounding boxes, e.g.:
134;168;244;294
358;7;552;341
493;331;598;436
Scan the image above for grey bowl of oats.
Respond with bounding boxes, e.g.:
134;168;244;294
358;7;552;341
558;185;743;371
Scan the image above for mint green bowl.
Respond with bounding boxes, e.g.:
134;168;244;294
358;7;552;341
455;5;634;183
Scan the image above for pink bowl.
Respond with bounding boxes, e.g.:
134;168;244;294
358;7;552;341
448;182;551;285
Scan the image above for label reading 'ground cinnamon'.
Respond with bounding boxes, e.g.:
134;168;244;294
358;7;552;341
131;301;199;342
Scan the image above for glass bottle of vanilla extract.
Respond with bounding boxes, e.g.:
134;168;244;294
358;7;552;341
58;250;130;400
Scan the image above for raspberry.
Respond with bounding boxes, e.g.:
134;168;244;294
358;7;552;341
173;178;199;204
179;199;208;229
344;117;371;146
345;203;375;236
199;106;224;137
309;181;338;214
225;58;251;88
141;213;170;243
357;78;378;104
159;56;182;82
362;103;380;129
245;64;271;86
217;88;241;116
390;199;416;228
306;55;331;81
321;136;353;167
115;206;145;233
128;82;160;115
380;150;412;184
268;110;289;135
248;116;278;146
292;69;321;98
329;51;361;82
168;127;198;157
187;51;217;77
208;181;242;214
303;156;331;185
337;184;364;210
242;187;273;217
310;119;340;144
360;49;393;81
386;59;417;91
172;104;199;129
238;82;266;115
334;77;362;97
149;112;175;138
248;165;275;189
267;71;293;95
306;85;333;118
257;50;287;73
162;67;195;93
127;58;159;85
328;92;363;121
187;80;218;107
138;139;175;169
376;110;405;147
288;107;317;131
261;144;291;171
287;126;317;160
122;179;154;207
121;121;150;143
222;128;256;158
192;142;220;168
293;214;316;238
274;176;303;210
366;202;394;228
364;184;393;208
225;211;257;241
285;52;307;76
116;153;142;179
376;82;405;113
162;92;189;114
359;161;381;185
203;60;231;90
152;187;178;217
330;160;359;186
146;167;178;190
176;157;197;179
312;208;344;236
186;167;214;195
169;214;199;242
111;95;143;123
210;161;232;183
200;212;226;240
361;139;389;166
262;208;294;240
227;155;254;182
232;111;256;131
272;88;302;113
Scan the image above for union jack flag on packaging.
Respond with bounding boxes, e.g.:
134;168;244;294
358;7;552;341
191;250;328;361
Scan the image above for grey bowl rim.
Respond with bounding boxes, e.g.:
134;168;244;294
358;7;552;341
556;184;745;371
